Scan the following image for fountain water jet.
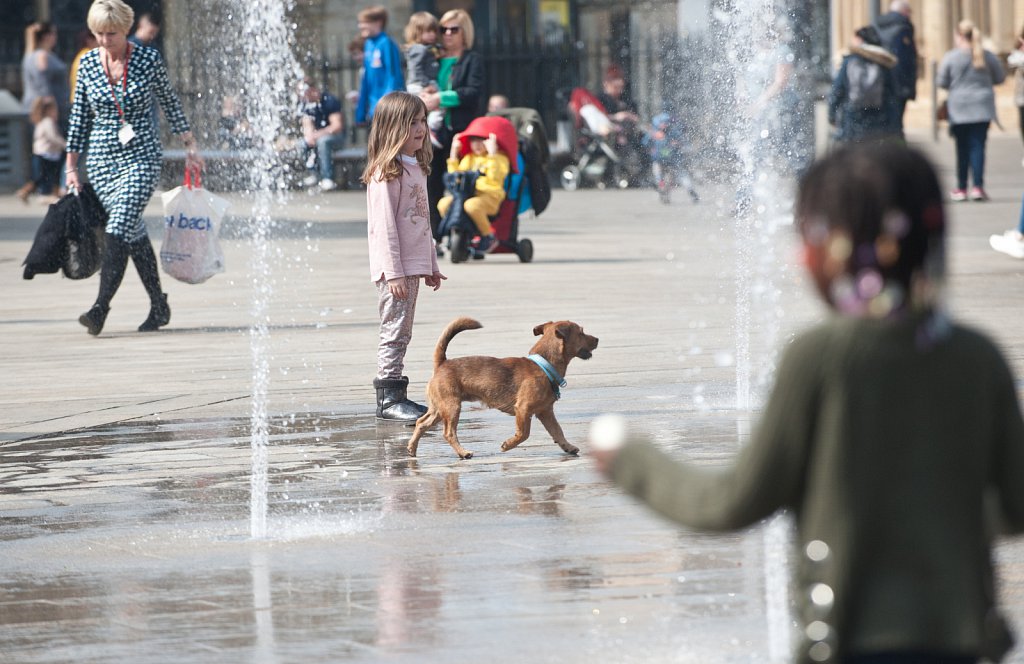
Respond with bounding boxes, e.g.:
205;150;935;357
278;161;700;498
683;0;820;658
189;0;304;539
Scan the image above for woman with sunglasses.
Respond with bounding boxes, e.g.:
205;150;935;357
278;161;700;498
419;9;486;248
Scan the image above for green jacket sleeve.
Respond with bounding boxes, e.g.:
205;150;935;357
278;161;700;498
439;89;461;108
611;332;822;531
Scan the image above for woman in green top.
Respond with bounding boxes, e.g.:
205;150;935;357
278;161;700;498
418;8;486;242
591;143;1024;664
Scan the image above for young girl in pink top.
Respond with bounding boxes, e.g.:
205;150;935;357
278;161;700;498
363;91;447;421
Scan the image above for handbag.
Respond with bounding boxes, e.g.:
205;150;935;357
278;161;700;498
936;99;948;122
159;167;230;284
22;182;107;280
63;182;107;279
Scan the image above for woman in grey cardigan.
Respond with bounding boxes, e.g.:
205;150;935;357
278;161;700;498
1008;25;1024;154
937;20;1005;202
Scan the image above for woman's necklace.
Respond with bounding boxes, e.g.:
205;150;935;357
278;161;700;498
102;44;135;145
104;47;128;84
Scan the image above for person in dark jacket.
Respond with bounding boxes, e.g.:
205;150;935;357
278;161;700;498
828;26;900;144
874;0;917;134
419;8;486;247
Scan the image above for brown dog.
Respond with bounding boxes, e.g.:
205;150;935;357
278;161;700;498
407;317;599;459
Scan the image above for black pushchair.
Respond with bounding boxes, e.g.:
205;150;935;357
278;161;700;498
438;111;551;264
438;170;525;263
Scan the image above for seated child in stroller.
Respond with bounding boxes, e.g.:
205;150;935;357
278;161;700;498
437;115;518;254
644;112;699;204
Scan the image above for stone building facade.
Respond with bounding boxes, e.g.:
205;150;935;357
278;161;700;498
4;0;1019;137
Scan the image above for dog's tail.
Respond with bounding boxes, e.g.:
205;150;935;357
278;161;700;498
434;317;482;369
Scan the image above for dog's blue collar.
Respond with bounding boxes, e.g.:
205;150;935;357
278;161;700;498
527;354;567;400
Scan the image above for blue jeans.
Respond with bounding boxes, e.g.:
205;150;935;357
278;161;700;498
305;134;345;182
1018;192;1024;234
950;121;989;189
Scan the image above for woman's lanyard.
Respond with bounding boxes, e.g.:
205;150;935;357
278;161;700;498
103;44;135;145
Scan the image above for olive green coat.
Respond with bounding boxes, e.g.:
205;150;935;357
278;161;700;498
611;314;1024;662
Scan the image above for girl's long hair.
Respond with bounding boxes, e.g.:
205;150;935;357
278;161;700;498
361;92;432;184
957;20;985;69
29;96;56;125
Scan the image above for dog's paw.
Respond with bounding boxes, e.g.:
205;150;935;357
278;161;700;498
459;450;474;460
563;444;580;456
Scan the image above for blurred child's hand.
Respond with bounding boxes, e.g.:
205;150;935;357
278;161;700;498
387;277;408;300
424;271;447;291
588;414;628;477
450;134;461;159
591;449;618;477
484;133;498;155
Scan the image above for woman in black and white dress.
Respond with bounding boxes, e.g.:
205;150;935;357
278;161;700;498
66;0;204;335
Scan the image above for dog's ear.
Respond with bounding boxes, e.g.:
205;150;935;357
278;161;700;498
554;322;573;340
533;322;552;336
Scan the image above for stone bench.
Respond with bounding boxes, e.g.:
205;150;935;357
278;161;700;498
162;146;367;191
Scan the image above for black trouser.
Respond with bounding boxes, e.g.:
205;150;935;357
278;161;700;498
844;653;976;664
896;97;909;136
95;234;163;309
427;127;455;241
32;155;62;194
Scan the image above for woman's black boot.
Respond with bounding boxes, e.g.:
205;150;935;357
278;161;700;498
130;238;170;331
78;304;109;336
374;377;426;422
79;233;128;336
138;293;170;332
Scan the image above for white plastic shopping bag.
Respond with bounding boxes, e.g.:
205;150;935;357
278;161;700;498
160;168;230;284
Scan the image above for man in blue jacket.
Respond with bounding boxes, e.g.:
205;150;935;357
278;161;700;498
355;6;405;125
875;0;917;135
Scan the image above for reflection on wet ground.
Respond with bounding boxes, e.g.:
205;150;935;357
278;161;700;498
5;411;1024;663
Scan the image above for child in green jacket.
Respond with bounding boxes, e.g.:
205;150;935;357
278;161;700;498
591;142;1024;664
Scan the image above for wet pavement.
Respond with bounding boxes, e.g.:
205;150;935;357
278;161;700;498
4;132;1024;663
2;411;777;663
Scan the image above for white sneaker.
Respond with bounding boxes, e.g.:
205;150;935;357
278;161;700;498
302;173;318;187
319;178;338;191
990;230;1024;259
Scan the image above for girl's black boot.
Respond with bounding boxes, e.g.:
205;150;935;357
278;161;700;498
374;377;426;422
